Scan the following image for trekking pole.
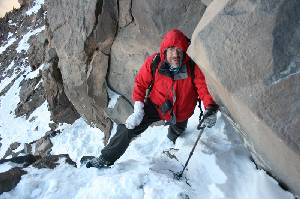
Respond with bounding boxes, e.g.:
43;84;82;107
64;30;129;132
174;117;206;180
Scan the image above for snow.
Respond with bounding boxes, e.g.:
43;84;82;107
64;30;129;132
107;87;120;108
0;37;16;54
7;32;13;39
0;107;295;198
0;162;13;173
16;26;45;53
0;61;17;93
25;65;42;80
0;63;51;159
50;118;105;166
26;0;44;16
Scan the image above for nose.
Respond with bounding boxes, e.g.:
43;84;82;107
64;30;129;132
173;50;179;57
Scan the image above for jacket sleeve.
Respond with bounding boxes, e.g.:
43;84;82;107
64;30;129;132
132;54;157;102
193;64;218;109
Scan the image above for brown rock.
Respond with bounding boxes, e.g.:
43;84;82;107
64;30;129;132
188;0;300;195
0;167;27;194
42;58;79;124
32;154;76;169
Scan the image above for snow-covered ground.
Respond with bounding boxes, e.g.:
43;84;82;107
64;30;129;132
0;0;296;198
0;100;295;199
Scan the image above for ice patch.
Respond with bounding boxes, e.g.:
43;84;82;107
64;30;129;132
26;0;44;16
16;26;45;53
107;87;120;108
0;37;16;54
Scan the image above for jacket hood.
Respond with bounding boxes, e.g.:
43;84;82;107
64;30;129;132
159;29;189;62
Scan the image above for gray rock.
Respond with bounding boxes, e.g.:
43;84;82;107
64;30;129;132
34;137;53;157
119;0;133;28
48;122;58;131
2;142;21;159
28;30;47;70
46;0;116;137
201;0;212;7
0;167;27;194
105;95;133;124
15;70;46;118
188;0;300;195
42;60;79;124
23;143;32;154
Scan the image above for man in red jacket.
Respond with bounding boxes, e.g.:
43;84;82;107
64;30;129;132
86;29;218;168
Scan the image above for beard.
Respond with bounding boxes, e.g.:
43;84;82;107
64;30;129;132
169;58;181;69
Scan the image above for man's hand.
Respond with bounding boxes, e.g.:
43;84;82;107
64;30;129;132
125;101;144;129
197;107;218;129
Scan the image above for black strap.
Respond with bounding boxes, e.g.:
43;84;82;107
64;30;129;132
149;53;161;92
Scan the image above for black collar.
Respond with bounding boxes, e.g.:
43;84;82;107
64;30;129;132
158;61;188;80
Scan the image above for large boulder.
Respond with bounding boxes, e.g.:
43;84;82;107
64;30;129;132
42;48;79;124
46;0;118;136
188;0;300;195
108;0;207;101
0;167;27;194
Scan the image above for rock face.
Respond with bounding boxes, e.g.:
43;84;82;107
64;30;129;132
46;0;117;136
42;49;80;124
45;0;206;138
188;0;300;195
27;30;47;70
15;70;45;118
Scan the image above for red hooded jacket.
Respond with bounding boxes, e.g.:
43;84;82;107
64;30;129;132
133;29;217;122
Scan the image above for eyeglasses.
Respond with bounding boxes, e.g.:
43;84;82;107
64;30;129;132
166;47;183;55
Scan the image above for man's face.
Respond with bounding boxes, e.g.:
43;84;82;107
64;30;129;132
166;46;183;68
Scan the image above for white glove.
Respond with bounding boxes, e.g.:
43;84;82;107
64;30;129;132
125;101;144;129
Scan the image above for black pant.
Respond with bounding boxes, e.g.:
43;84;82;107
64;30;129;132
101;101;187;164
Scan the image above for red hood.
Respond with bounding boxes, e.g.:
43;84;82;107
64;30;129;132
159;29;189;62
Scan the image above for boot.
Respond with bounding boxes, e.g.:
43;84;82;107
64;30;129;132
86;156;111;169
